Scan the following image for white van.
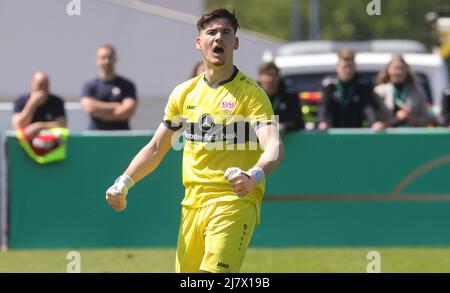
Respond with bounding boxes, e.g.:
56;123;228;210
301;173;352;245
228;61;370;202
270;40;449;127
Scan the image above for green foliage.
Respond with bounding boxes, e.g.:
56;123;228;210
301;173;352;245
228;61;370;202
206;0;293;40
207;0;449;49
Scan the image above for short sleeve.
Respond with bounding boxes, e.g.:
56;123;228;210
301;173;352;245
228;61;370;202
162;86;184;130
123;81;137;100
53;96;66;118
247;88;275;129
13;95;27;113
81;81;95;98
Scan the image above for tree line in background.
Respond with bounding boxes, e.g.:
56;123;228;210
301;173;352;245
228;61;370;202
207;0;449;50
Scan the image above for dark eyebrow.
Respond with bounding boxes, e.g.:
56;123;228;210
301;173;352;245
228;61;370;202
205;27;233;33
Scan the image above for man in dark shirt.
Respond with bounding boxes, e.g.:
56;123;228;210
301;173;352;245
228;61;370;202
441;87;450;127
81;44;137;130
258;62;304;132
12;71;66;137
318;50;384;131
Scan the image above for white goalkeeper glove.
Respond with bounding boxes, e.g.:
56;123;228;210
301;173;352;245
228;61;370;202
224;166;265;197
105;174;135;212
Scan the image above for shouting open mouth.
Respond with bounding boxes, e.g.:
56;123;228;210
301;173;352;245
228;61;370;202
213;46;225;56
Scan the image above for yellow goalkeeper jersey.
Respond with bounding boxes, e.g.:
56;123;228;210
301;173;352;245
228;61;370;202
163;67;275;208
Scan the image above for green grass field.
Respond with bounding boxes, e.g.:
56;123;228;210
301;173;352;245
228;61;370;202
1;247;450;273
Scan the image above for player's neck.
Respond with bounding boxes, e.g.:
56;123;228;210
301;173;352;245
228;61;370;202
204;63;235;85
99;71;116;81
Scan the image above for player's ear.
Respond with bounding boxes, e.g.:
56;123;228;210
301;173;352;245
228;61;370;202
234;37;239;50
195;36;202;51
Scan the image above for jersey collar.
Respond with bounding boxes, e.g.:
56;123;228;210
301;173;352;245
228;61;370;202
203;66;239;89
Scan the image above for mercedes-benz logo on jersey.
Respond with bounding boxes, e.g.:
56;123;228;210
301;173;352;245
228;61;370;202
199;114;215;132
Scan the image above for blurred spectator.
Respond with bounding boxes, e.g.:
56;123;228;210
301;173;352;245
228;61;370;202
441;87;450;127
12;71;66;137
258;61;304;132
374;54;428;127
81;44;137;130
318;50;383;131
190;61;205;78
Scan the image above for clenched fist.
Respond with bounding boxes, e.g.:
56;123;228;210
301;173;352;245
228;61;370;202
225;167;263;197
105;175;134;212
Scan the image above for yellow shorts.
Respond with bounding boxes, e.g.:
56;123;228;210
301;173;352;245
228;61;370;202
175;200;257;273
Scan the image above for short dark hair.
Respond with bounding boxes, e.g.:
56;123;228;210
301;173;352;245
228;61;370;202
197;8;240;34
259;61;279;75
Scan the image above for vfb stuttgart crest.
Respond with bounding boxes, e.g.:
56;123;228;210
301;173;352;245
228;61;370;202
221;100;236;111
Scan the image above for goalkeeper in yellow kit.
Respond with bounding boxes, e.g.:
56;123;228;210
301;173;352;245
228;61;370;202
105;8;284;273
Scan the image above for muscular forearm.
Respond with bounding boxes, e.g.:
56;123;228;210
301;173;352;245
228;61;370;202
90;108;116;121
33;120;66;129
111;98;137;121
21;118;67;137
123;124;175;183
105;124;176;212
123;144;165;183
82;98;135;122
88;99;120;111
112;104;135;121
12;103;40;128
254;140;285;176
92;107;133;122
81;97;119;119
